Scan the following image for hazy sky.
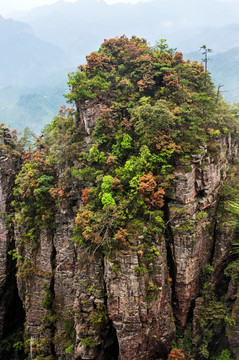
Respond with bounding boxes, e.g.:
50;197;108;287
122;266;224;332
0;0;237;16
0;0;149;16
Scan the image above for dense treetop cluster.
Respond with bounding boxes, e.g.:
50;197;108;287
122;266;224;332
13;35;239;262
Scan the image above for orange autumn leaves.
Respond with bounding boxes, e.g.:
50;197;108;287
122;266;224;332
168;349;195;360
114;228;128;247
50;185;70;199
138;172;165;209
81;187;93;205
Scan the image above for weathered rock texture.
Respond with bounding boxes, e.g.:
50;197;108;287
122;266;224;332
0;127;23;357
1;113;238;360
104;235;175;360
167;136;238;328
77;98;101;136
16;227;55;358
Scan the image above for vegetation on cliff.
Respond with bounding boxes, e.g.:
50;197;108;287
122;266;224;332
11;36;239;360
57;36;237;254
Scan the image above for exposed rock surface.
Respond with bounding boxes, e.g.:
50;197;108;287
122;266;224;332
167;136;238;328
77;98;101;136
0;116;238;360
0;127;23;357
16;228;55;358
104;235;175;360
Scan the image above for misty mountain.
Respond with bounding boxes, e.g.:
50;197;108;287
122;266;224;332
0;15;71;132
0;15;68;88
15;0;239;64
184;47;239;103
0;80;68;133
168;24;239;54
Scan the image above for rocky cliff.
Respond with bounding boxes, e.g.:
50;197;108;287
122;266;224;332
9;113;239;360
0;127;24;359
1;36;239;360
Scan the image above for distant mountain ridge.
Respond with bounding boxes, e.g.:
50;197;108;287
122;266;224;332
0;15;71;132
0;80;68;133
185;46;239;103
14;0;239;61
168;23;239;54
0;15;68;88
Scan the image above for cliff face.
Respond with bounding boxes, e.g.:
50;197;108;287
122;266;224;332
11;104;238;360
103;236;175;360
168;135;237;328
0;127;24;358
2;36;239;360
14;133;175;360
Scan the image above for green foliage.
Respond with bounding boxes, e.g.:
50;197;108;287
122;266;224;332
89;144;107;163
66;71;110;103
131;100;175;143
198;298;227;329
12;144;56;283
213;349;234;360
226;199;239;255
174;218;193;234
17;259;35;279
200;264;214;287
81;337;96;348
8;249;22;260
134;265;148;275
72;225;84;246
100;192;116;208
19;126;37;150
196;297;229;359
120;133;132;149
196;211;208;221
192;273;237;360
2;211;14;229
65;344;74;354
112;264;121;274
144;245;161;261
224;260;239;281
13;341;24;351
227;200;239;217
89;304;108;330
146;281;159;301
13;145;56;234
64;318;76;342
171;324;194;359
99;175;116;208
2;328;24;358
42;284;53;310
153;39;176;56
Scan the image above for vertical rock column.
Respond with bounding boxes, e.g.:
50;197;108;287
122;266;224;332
168;137;238;328
104;235;175;360
53;202;78;359
16;228;56;359
0;127;21;354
